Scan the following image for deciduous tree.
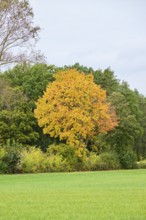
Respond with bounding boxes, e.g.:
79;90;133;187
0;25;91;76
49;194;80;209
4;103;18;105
0;79;39;145
35;69;118;149
0;0;44;69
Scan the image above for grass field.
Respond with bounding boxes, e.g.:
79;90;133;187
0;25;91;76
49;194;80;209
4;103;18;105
0;170;146;220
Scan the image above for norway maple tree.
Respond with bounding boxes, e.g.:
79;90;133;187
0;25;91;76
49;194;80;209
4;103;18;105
34;69;118;148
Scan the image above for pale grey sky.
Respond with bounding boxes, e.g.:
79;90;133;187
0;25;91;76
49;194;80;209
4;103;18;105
29;0;146;95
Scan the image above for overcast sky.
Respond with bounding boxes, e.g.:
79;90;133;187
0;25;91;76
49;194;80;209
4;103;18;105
29;0;146;95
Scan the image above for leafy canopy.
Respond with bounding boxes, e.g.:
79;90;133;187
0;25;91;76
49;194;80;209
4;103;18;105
0;78;39;145
35;69;118;148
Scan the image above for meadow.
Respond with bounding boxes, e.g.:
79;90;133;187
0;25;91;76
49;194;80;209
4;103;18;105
0;169;146;220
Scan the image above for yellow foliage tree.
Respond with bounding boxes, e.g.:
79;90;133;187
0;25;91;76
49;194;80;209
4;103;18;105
34;69;118;149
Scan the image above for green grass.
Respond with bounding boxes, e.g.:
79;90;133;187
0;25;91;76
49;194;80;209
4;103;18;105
0;170;146;220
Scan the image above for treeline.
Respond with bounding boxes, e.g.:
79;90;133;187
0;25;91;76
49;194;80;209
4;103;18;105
0;63;146;173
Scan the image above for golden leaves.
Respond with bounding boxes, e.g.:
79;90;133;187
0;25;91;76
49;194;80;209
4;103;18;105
34;69;118;148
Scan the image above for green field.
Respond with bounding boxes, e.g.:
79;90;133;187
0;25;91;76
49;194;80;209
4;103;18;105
0;170;146;220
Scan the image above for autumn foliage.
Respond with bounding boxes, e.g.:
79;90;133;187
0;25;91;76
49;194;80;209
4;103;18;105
34;69;118;148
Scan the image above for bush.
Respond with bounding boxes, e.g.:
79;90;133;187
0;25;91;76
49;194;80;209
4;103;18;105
0;147;7;173
82;152;100;171
19;146;71;173
47;144;78;171
98;152;120;170
120;151;137;169
137;160;146;169
47;144;75;158
0;142;22;173
18;147;46;173
47;146;120;171
45;154;71;172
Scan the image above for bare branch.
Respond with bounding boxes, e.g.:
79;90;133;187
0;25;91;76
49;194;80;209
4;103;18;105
0;0;44;69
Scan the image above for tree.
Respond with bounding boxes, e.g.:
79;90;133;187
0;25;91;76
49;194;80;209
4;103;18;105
102;86;144;168
35;69;118;149
0;0;44;69
0;79;39;145
2;63;55;100
107;91;142;152
132;90;146;159
93;68;120;96
0;63;57;149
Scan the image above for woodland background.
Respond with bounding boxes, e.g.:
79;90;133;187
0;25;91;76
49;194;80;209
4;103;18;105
0;0;146;173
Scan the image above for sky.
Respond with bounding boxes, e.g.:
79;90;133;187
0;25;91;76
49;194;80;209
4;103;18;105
29;0;146;95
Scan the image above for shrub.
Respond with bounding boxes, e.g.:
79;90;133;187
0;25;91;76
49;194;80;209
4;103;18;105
5;147;21;173
120;151;137;169
98;152;120;170
82;152;100;171
47;144;78;171
137;160;146;169
47;144;75;158
18;147;46;173
0;142;22;173
45;154;71;172
19;146;71;173
0;147;7;173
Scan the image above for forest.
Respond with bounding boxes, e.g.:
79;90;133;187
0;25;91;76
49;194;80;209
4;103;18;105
0;0;146;173
0;63;146;173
